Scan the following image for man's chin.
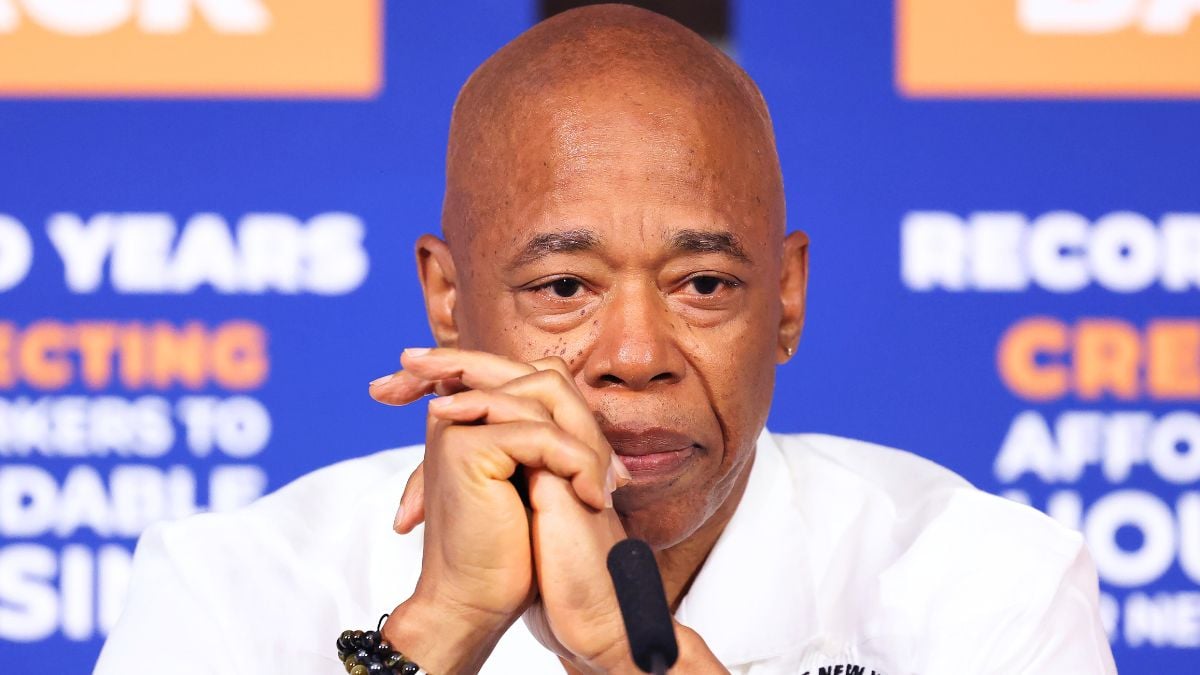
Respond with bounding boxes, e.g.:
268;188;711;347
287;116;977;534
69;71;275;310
610;444;752;550
615;504;702;550
612;479;707;550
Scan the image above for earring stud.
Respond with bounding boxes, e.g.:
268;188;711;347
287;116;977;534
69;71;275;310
785;345;794;357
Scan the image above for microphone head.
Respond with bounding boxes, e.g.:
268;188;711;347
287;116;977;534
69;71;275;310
606;538;679;673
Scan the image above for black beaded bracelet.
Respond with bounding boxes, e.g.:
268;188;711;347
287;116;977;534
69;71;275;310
336;614;429;675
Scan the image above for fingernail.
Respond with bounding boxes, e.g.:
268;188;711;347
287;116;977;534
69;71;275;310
393;504;406;533
605;465;618;506
428;395;456;411
403;347;432;357
370;374;394;387
611;455;632;484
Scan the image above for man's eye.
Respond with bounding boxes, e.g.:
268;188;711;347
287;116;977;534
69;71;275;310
546;278;583;298
688;276;726;295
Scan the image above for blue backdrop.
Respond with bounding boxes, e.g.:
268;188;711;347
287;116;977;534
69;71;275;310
1;2;1196;672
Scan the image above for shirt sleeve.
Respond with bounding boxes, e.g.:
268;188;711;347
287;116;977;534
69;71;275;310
872;489;1120;675
1003;544;1118;675
93;522;241;675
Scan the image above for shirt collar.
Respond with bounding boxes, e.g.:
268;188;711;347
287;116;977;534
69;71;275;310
674;428;814;666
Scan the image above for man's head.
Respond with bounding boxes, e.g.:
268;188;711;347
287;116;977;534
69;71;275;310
417;4;808;548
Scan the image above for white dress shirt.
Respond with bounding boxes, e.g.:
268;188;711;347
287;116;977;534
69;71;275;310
94;430;1118;674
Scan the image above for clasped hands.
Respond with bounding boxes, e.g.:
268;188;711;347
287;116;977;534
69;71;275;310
369;348;719;674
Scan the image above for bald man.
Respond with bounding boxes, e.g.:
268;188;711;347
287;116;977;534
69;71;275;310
96;6;1117;675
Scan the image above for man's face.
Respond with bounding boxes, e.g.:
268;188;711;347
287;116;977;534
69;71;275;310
429;81;802;548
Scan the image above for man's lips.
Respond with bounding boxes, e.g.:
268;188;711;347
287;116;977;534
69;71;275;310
604;427;700;475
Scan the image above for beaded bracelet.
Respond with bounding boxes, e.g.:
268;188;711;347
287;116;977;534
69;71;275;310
336;614;429;675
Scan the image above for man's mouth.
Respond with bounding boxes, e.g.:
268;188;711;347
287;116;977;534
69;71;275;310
604;427;700;477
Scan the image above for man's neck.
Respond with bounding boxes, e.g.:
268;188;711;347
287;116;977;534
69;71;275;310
656;450;756;611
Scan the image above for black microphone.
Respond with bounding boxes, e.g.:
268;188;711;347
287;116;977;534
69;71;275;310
606;538;679;674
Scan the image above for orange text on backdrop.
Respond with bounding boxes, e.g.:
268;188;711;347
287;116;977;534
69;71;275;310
0;0;381;97
897;0;1200;97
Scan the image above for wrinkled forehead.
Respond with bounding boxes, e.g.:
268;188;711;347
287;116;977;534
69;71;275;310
446;77;782;258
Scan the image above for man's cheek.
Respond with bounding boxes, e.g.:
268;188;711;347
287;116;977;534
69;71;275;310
703;355;775;437
488;329;590;368
470;314;543;356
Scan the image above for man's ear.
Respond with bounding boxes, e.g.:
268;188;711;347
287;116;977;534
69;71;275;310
415;234;459;348
778;230;809;363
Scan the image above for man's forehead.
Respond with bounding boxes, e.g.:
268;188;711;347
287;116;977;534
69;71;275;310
541;88;732;168
458;118;780;265
441;4;784;253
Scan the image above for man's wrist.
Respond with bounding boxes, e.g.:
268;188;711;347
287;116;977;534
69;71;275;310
381;591;514;674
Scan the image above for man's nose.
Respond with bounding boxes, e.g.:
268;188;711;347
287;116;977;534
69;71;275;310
582;284;686;391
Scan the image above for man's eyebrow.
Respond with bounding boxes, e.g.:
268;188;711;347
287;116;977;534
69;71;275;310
508;229;601;268
669;229;751;263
